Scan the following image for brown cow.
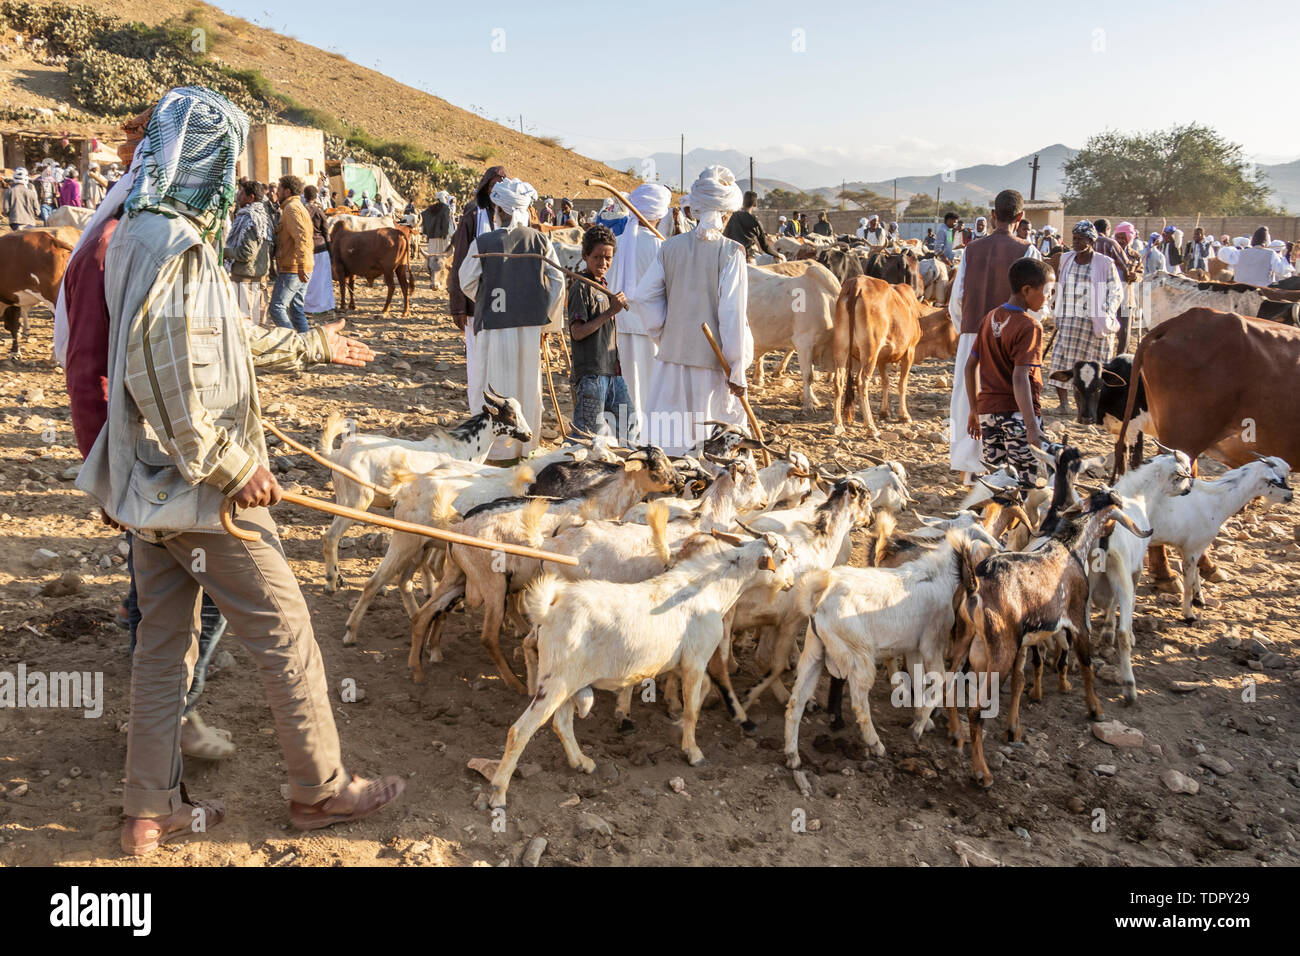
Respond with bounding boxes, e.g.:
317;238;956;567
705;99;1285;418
913;307;959;364
830;276;928;435
1113;306;1300;586
0;229;74;355
330;222;414;317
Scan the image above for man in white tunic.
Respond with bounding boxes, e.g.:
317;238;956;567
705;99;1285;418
632;166;752;456
601;183;671;442
1233;228;1293;286
457;178;564;460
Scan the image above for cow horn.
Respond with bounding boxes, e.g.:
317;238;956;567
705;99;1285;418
859;452;885;466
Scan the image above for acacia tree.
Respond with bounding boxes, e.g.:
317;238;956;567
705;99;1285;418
759;187;822;209
901;192;984;219
1062;124;1276;215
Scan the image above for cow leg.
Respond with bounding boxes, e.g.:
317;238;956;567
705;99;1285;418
753;351;767;389
858;352;880;437
3;305;19;355
895;350;915;422
794;339;820;409
877;362;891;421
399;264;412;317
831;364;847;435
380;272;396;316
1146;545;1180;593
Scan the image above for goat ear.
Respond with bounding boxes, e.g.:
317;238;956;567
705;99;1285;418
709;529;744;547
759;554;777;572
1028;445;1056;465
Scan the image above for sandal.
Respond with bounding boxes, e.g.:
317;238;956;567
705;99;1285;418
121;784;225;856
180;712;236;760
289;772;405;831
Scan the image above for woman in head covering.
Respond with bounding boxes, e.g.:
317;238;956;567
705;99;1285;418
456;176;563;459
1046;220;1122;412
1233;227;1293;286
84;162;108;209
630;165;751;454
59;166;82;208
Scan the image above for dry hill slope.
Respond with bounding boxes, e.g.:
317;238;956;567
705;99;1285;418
17;0;639;198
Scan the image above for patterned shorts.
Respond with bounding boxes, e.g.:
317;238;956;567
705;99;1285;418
980;412;1041;485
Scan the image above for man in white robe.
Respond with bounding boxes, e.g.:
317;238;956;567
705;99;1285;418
632;166;752;456
458;177;564;460
602;183;671;443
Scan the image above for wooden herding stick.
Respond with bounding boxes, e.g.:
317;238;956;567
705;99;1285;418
585;178;667;240
262;419;395;497
541;332;568;441
699;322;770;466
221;491;579;565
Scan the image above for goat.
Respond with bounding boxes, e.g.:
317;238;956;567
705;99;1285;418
621;452;766;530
1089;453;1195;703
1142;455;1293;622
320;386;531;591
951;490;1152;787
407;449;683;690
786;526;995;768
486;532;797;806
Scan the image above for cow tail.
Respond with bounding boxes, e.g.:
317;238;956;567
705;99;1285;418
843;281;859;407
1111;330;1149;480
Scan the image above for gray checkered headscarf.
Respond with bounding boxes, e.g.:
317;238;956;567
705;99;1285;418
125;86;249;236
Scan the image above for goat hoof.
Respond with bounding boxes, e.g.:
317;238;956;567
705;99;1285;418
342;632;357;647
1181;613;1197;624
741;719;758;736
686;750;706;767
617;718;636;734
866;742;886;758
488;790;507;809
1005;738;1025;748
578;757;596;774
1192;594;1205;608
785;753;801;770
1121;684;1137;706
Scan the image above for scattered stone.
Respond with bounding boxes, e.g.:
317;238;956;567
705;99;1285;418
471;792;489;811
60;464;81;480
897;818;924;831
953;839;1001;867
392;360;412;371
1261;652;1288;670
1160;769;1200;795
521;836;547;868
578;812;613;838
407;840;432;856
898;757;937;778
559;795;580;808
21;386;45;405
68;767;81;778
1198;754;1234;775
1092;719;1144;748
1067;796;1087;814
518;763;543;779
1013;826;1031;843
467;757;499;779
1251;629;1271;646
1095;764;1117;776
41;571;84;597
668;776;687;794
30;547;59;569
7;783;28;799
806;819;822;832
1169;681;1202;694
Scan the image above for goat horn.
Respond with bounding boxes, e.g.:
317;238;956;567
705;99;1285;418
709;529;745;547
975;475;1002;493
1109;509;1153;539
1007;504;1036;535
859;452;885;465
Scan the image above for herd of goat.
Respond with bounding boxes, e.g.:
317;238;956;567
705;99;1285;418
294;390;1292;807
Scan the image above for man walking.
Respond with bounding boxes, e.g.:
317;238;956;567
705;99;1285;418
722;189;781;262
224;180;274;325
73;86;401;855
3;167;40;229
269;174;312;333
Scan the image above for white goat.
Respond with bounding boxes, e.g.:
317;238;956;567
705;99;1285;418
1143;456;1293;622
320;388;531;591
785;526;992;768
487;532;797;806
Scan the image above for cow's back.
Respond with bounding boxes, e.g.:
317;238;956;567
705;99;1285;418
1139;307;1300;468
0;230;73;301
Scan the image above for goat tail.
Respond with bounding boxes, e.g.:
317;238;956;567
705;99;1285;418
949;528;982;599
509;464;536;496
646;500;671;566
521;497;550;548
388;468;420;493
320;410;349;458
870;509;896;566
430;484;461;527
522;573;562;628
797;568;834;619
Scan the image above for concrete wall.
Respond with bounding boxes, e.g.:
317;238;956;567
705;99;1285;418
240;124;326;184
1071;214;1300;243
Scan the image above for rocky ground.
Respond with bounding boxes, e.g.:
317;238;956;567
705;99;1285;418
0;268;1298;868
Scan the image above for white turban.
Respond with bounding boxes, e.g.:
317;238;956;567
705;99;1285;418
1269;239;1287;251
490;177;538;228
687;165;742;238
627;183;670;222
1233;236;1249;248
778;215;787;222
11;167;27;184
859;217;868;226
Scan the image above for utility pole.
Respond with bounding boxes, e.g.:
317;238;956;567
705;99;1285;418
519;114;524;135
680;134;685;194
750;156;754;195
1028;154;1040;201
935;185;941;223
893;178;898;218
840;179;846;212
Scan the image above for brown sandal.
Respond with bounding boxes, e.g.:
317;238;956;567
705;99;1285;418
121;784;226;856
289;773;405;831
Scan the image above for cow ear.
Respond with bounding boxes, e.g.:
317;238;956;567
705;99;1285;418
1047;370;1073;383
1100;368;1127;388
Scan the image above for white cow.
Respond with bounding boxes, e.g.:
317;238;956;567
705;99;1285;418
746;261;839;409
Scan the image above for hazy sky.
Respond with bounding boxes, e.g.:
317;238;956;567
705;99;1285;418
212;0;1300;178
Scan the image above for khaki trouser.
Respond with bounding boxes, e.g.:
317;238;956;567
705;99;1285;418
126;506;345;818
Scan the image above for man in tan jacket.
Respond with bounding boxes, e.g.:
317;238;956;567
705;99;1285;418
269;174;313;332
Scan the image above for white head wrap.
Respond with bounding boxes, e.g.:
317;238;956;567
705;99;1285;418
11;166;28;184
53;166;65;183
627;183;671;222
859;217;868;226
1233;236;1249;248
489;177;538;229
687;165;742;239
778;215;787;222
607;183;671;310
1268;239;1287;251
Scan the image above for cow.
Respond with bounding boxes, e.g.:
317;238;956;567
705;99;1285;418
45;205;94;231
745;262;840;408
540;224;582;244
918;255;950;305
913;307;959;365
550;240;584;272
329;222;414;317
829;276;928;435
0;229;75;355
1271;276;1300;292
426;248;453;292
1050;354;1148;469
326;213;395;234
1113;307;1300;589
859;248;924;300
1207;259;1234;282
1144;271;1300;328
794;243;864;285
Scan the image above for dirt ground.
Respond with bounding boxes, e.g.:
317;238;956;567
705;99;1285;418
0;266;1298;869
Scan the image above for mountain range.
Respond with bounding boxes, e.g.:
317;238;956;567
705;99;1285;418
605;144;1300;212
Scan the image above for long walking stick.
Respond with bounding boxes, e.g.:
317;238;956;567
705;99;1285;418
262;419;395;497
585;178;666;240
221;491;578;565
541;332;568;441
699;323;770;466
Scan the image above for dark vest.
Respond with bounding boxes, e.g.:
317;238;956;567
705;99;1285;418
959;232;1031;334
473;226;553;333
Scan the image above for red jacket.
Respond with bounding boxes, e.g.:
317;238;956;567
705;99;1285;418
63;216;118;458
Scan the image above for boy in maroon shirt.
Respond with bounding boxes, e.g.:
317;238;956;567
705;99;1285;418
963;257;1054;485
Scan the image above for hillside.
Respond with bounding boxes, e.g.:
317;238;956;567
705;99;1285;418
0;0;638;200
1258;158;1300;212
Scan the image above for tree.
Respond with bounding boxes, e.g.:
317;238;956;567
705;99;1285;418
1062;124;1277;216
759;187;822;209
837;186;893;214
901;192;984;220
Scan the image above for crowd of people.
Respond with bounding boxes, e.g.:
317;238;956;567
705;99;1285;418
2;156;117;226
